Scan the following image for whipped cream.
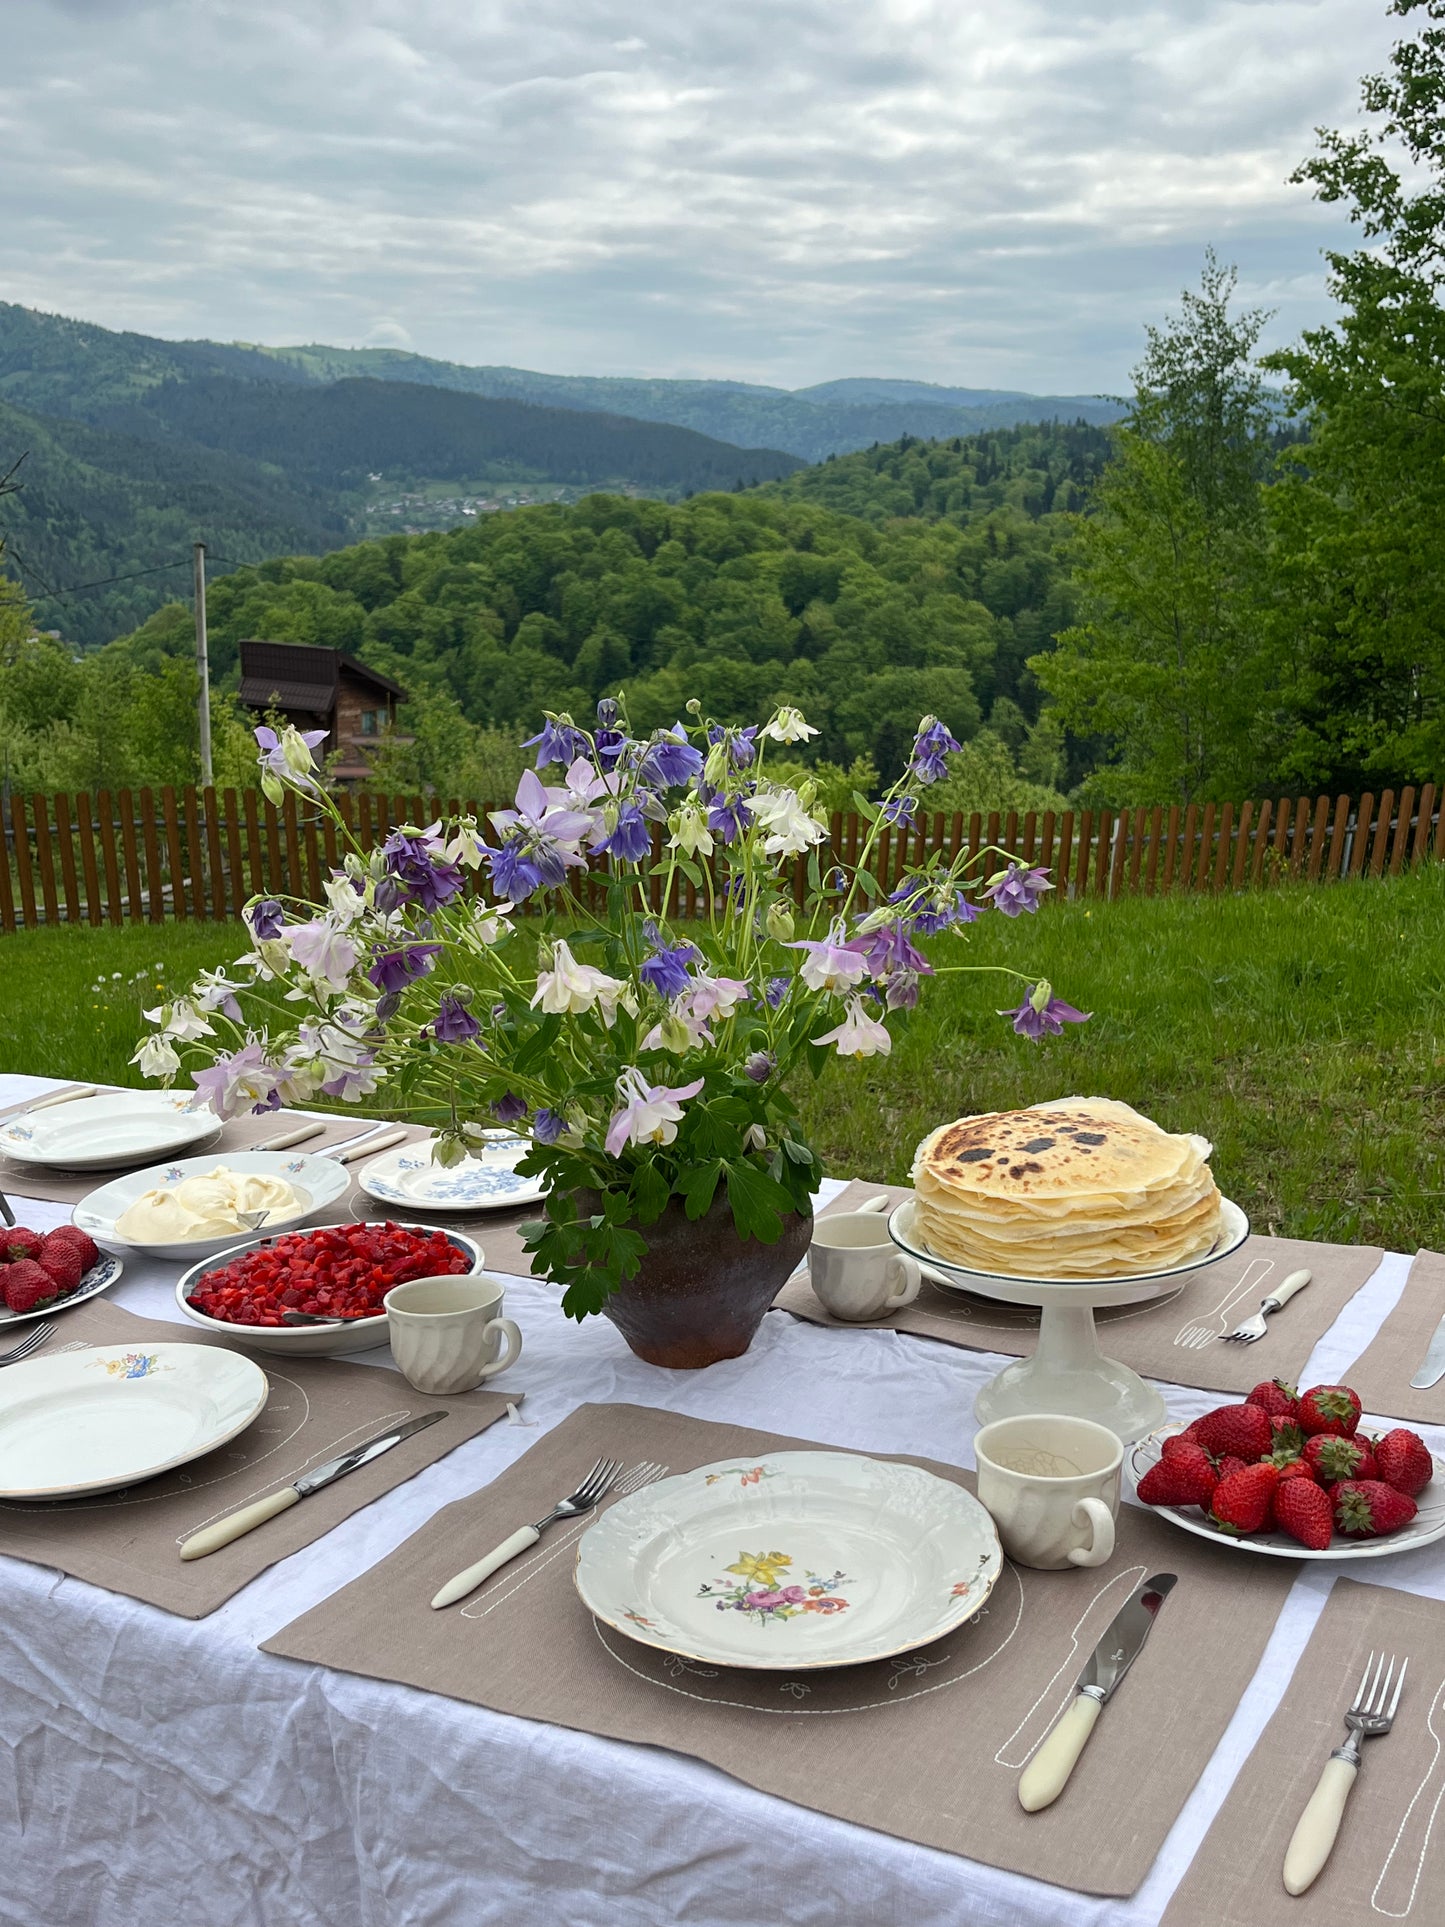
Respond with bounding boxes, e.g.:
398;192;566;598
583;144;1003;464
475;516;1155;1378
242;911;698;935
116;1167;307;1243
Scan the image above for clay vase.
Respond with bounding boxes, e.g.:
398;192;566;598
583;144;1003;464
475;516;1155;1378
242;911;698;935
595;1186;813;1370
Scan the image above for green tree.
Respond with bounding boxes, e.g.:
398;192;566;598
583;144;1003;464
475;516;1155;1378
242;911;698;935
1032;254;1275;804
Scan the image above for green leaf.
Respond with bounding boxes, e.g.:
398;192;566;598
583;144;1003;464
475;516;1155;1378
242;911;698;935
852;790;879;822
721;1157;789;1244
629;1159;671;1226
675;856;705;889
675;1158;723;1220
781;1136;815;1165
806;850;822;894
856;868;880;901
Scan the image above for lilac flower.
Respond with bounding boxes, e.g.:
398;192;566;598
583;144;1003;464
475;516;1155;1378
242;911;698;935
688;971;749;1020
880;794;917;827
382;828;465;912
521;715;588;769
764;974;791;1008
599;801;652;863
706;723;759;769
1002;983;1091;1041
288;920;360;991
786;926;869;995
192;1042;283;1119
604;1069;706;1157
320;1051;381;1102
491;1092;529;1124
639;725;704;789
487;770;596;902
533;1108;567;1145
432;995;481;1044
707;794;752;845
639;923;700;1000
984;863;1055;918
918;891;980;934
372;876;407;915
247;898;286;942
886;972;921;1010
745;1050;776;1083
909;716;962;785
812;997;892;1060
255;723;328;788
366;944;442;993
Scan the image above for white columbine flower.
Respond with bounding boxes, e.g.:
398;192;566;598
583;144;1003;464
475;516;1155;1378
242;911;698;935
531;940;629;1018
750;786;828;858
441;821;490;870
323;874;369;925
130;1034;180;1079
812;995;892;1060
142;998;214;1043
761;706;819;744
464;900;515;948
667;803;714;859
604;1068;706;1157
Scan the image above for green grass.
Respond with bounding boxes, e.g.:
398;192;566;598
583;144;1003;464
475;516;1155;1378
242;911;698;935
5;874;1445;1251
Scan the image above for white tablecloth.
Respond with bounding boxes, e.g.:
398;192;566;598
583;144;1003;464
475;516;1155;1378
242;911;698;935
1;1070;1442;1927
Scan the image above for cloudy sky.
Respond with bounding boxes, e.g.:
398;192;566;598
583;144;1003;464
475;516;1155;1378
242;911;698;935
4;0;1399;394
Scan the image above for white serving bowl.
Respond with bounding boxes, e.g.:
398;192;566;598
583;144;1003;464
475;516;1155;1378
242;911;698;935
74;1150;355;1262
173;1222;484;1356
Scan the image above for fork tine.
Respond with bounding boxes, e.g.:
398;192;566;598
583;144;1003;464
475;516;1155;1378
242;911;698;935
579;1456;623;1504
1371;1656;1396;1716
1387;1658;1408;1720
1352;1651;1380;1714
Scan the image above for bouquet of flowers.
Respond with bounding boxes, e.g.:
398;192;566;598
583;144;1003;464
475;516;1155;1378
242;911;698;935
134;700;1083;1320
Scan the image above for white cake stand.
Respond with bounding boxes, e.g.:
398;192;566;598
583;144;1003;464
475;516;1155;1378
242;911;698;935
888;1198;1250;1443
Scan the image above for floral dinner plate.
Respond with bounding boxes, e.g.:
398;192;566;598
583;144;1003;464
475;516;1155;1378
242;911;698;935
574;1450;1002;1670
0;1253;124;1328
0;1090;221;1171
356;1132;546;1214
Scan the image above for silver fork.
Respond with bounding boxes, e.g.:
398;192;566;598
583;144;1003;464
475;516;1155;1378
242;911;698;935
1174;1258;1271;1349
0;1324;51;1367
430;1454;624;1609
1223;1268;1312;1343
1284;1650;1408;1895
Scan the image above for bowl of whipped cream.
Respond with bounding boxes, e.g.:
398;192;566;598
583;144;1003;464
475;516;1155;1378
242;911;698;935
72;1150;353;1261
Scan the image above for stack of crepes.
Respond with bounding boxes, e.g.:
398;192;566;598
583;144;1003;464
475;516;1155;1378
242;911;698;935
910;1097;1224;1279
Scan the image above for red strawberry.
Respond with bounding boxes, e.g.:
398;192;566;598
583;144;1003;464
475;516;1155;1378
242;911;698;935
3;1259;59;1315
44;1225;98;1269
1267;1420;1307;1465
1333;1479;1418;1538
1210;1462;1281;1535
1138;1443;1220;1510
0;1227;44;1263
1161;1433;1200;1461
1272;1477;1334;1549
1194;1403;1275;1462
1304;1434;1375;1487
1297;1384;1362;1438
1216;1454;1250;1482
37;1242;83;1295
1276;1459;1318;1485
1248;1378;1300;1421
1373;1429;1435;1498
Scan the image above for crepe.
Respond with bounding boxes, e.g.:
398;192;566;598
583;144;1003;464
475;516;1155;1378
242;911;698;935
910;1097;1224;1279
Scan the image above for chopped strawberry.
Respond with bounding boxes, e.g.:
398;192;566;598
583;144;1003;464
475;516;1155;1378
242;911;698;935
1273;1477;1334;1549
1297;1384;1362;1438
0;1227;44;1264
188;1222;471;1327
3;1259;59;1315
1193;1403;1275;1462
1333;1478;1418;1538
1247;1378;1300;1421
1138;1442;1219;1509
1372;1429;1434;1498
36;1242;83;1295
1210;1462;1281;1535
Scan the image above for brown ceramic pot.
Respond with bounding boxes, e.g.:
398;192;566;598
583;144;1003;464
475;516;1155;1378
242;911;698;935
594;1186;813;1370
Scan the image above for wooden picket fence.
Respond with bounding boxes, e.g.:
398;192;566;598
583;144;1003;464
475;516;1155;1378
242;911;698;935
0;782;1441;932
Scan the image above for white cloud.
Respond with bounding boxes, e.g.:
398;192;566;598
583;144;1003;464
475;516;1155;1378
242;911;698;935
1;0;1402;392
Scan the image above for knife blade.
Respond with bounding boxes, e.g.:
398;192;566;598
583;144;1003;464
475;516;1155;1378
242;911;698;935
1410;1311;1445;1388
1018;1571;1178;1811
178;1410;448;1560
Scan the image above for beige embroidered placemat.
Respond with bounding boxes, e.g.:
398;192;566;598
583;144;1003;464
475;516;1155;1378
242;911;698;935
1337;1250;1445;1426
263;1400;1296;1896
0;1297;510;1618
1162;1578;1445;1926
774;1181;1383;1398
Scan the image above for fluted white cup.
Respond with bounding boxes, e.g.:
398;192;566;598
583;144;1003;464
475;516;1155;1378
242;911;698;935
808;1211;922;1321
973;1415;1121;1570
383;1273;522;1395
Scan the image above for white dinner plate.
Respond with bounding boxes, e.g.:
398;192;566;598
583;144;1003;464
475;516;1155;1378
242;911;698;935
0;1090;221;1171
357;1132;546;1214
73;1149;354;1261
575;1450;1002;1670
0;1341;269;1500
888;1196;1251;1309
0;1252;124;1328
1130;1428;1445;1561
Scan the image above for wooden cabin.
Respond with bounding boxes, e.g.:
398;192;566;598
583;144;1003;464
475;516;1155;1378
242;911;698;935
237;640;410;785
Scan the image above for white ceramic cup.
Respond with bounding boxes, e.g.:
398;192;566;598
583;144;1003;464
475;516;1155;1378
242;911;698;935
383;1273;522;1395
973;1414;1122;1570
807;1211;923;1322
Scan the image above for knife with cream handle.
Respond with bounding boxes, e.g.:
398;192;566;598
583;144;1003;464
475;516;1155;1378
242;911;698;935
1018;1572;1177;1811
178;1410;447;1559
323;1126;410;1165
19;1084;99;1114
256;1120;326;1152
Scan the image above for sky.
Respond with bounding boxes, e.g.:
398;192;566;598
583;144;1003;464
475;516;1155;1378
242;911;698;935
3;0;1401;395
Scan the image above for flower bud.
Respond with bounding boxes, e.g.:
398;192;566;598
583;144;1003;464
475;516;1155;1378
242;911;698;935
765;902;795;942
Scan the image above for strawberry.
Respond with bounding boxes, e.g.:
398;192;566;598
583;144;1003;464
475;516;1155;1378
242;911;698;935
1193;1403;1275;1461
1216;1454;1250;1482
1247;1378;1300;1421
1161;1433;1200;1461
1267;1420;1307;1465
37;1242;83;1295
1333;1478;1418;1537
1297;1384;1362;1438
0;1227;44;1264
43;1225;98;1270
1276;1459;1318;1485
1210;1462;1281;1535
3;1259;59;1315
1272;1477;1335;1550
1373;1429;1435;1498
1304;1434;1375;1487
1138;1443;1219;1509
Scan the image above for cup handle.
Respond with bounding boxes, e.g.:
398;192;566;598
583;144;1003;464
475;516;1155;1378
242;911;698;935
473;1317;522;1381
1066;1497;1115;1568
885;1255;922;1309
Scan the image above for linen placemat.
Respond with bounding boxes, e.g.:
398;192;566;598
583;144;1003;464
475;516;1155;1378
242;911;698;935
774;1181;1383;1397
263;1400;1297;1896
0;1297;511;1618
1162;1578;1445;1926
1336;1249;1445;1426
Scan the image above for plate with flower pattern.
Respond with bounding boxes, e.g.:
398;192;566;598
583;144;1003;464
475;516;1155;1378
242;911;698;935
357;1132;546;1213
575;1450;1002;1670
0;1253;125;1328
0;1090;221;1171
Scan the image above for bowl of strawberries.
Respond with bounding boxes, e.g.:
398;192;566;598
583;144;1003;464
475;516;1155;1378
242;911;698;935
0;1224;123;1326
1130;1378;1444;1560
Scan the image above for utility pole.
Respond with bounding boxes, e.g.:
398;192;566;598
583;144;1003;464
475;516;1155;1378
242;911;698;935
193;539;213;786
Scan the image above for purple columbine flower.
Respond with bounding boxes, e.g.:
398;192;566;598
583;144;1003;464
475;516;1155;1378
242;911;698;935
1003;986;1090;1041
492;1092;529;1124
707;794;752;845
521;716;588;769
886;972;922;1011
639;923;700;999
488;837;545;903
909;716;962;785
248;898;286;941
192;1042;283;1119
984;863;1055;918
255;724;328;787
706;724;759;769
594;700;628;771
638;726;704;789
433;995;480;1044
880;794;917;827
382;829;465;912
847;920;933;980
599;801;652;863
366;944;442;993
533;1107;567;1144
744;1050;776;1083
764;974;791;1008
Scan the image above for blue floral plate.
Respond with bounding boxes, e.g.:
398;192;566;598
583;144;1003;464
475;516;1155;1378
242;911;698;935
0;1252;125;1327
356;1133;547;1214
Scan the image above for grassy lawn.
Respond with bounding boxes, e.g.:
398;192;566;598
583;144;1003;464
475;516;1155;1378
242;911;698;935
4;873;1445;1252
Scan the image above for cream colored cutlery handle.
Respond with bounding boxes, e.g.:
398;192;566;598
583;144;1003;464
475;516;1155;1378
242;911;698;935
1018;1693;1102;1811
258;1121;325;1151
858;1194;891;1214
430;1525;540;1608
179;1486;299;1560
1269;1269;1312;1308
335;1127;409;1164
1283;1755;1357;1895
